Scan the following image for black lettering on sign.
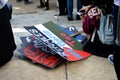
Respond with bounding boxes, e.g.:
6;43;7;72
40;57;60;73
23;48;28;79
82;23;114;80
24;26;66;57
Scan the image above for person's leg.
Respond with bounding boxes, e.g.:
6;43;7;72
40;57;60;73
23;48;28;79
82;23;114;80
24;0;28;2
76;0;82;20
40;0;45;7
113;4;120;80
16;0;22;2
114;45;120;80
76;0;82;12
64;0;67;14
113;4;119;41
0;5;16;67
36;0;45;8
58;0;67;15
67;0;73;21
43;0;49;11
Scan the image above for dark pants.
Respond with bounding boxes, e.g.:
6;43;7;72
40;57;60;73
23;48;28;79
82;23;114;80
114;45;120;80
113;4;120;80
40;0;49;8
112;4;119;41
24;0;29;2
67;0;82;18
58;0;67;15
40;0;44;7
0;5;16;67
83;32;114;58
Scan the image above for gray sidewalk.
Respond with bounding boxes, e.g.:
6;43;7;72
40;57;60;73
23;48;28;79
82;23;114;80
0;0;117;80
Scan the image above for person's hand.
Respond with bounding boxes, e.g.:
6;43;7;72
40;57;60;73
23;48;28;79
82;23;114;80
69;30;83;37
80;5;91;13
79;5;92;22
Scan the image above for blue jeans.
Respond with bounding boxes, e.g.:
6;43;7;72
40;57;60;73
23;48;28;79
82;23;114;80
67;0;82;18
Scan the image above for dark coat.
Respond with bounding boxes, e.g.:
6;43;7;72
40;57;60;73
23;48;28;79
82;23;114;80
0;5;16;53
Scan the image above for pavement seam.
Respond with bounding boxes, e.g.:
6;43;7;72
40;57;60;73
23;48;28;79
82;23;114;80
65;62;68;80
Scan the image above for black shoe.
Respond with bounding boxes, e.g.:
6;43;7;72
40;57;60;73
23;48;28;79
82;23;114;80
25;1;33;5
36;5;44;8
59;12;67;16
67;17;73;21
16;0;22;2
43;7;49;11
76;15;81;20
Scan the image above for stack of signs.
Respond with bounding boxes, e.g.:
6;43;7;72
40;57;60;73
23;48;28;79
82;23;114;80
19;21;91;68
19;36;63;68
57;25;87;43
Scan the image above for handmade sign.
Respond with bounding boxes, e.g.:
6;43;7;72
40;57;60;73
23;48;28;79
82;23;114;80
57;25;87;43
24;21;91;61
19;36;63;68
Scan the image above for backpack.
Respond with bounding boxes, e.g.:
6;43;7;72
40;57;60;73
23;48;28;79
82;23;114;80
97;13;114;45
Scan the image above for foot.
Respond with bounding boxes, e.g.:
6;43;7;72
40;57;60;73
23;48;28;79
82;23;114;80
76;15;81;20
67;17;73;21
25;1;33;5
108;54;114;64
59;12;67;16
43;7;49;11
16;0;22;2
36;5;44;8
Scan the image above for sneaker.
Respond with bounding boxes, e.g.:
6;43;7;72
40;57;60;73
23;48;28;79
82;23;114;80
108;54;114;64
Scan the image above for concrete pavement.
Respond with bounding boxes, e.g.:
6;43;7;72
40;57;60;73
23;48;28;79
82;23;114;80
0;0;117;80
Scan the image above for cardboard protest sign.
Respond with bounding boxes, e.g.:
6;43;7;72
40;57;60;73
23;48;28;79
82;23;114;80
24;21;91;61
57;25;87;43
19;36;63;68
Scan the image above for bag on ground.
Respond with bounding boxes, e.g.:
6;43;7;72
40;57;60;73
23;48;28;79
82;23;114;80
97;13;114;44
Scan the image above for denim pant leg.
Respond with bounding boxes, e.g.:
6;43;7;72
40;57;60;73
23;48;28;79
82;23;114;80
77;0;82;12
67;0;73;18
